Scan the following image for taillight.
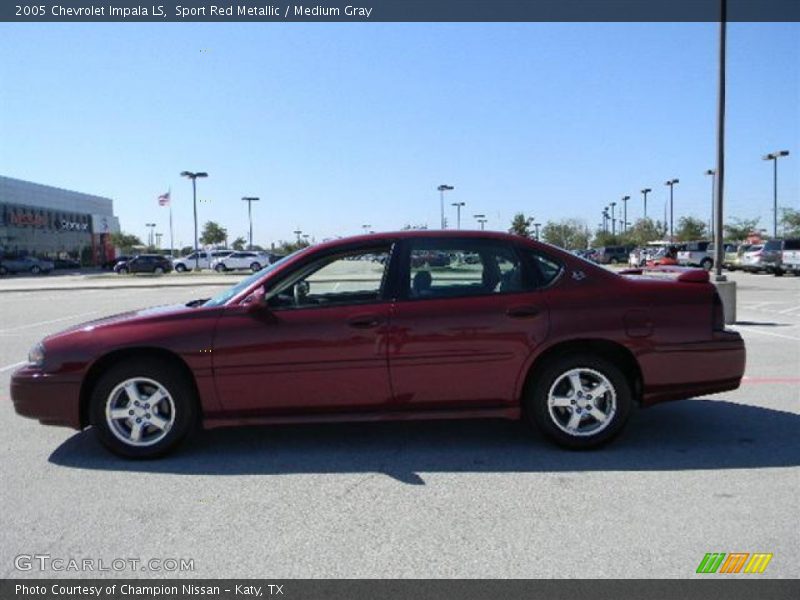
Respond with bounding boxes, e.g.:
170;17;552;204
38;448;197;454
712;291;725;331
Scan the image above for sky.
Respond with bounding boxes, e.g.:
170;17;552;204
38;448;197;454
0;22;798;248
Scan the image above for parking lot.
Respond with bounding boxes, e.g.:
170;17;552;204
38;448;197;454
0;270;797;578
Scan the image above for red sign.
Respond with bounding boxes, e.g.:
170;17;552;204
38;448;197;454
9;212;47;227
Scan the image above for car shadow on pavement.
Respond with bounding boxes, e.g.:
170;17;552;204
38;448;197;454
49;399;800;484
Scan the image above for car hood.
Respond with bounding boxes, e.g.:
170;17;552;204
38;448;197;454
46;303;198;339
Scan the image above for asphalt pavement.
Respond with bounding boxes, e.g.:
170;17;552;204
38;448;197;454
0;271;797;578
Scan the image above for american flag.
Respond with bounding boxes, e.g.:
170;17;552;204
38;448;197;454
158;191;171;206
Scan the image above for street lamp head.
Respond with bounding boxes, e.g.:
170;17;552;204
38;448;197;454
610;202;616;207
641;188;652;194
622;195;630;201
451;202;465;207
473;214;485;219
763;151;790;160
705;169;715;176
437;184;454;192
241;196;260;202
181;171;208;179
665;178;679;186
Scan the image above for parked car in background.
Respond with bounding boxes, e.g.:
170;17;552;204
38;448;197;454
645;246;680;268
11;230;745;458
739;244;766;273
770;238;800;276
114;254;173;275
759;239;785;274
53;257;82;270
102;255;130;270
0;256;55;276
724;243;750;271
678;241;714;270
211;251;270;273
592;246;631;265
173;250;234;272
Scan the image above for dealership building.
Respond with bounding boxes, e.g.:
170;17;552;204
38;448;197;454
0;175;121;265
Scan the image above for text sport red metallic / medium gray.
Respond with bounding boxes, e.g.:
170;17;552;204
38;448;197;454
11;231;746;458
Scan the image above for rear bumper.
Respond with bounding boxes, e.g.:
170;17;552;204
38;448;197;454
10;366;83;429
638;331;746;406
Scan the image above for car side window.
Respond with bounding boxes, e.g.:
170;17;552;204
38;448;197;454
406;240;527;300
521;249;563;287
268;247;391;309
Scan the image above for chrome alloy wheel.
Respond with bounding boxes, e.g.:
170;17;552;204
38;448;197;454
547;368;617;437
105;377;176;447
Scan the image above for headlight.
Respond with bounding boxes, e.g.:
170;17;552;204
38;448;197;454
28;342;45;367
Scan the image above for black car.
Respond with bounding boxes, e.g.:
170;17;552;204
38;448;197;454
102;255;130;270
114;254;173;275
593;246;632;265
53;258;82;270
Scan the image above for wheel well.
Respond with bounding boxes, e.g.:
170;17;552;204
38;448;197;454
79;347;202;428
522;339;643;404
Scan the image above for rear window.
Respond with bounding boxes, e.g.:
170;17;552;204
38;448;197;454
764;240;782;251
784;239;800;251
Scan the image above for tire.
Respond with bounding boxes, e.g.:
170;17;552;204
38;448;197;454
0;265;7;276
89;358;197;458
30;265;41;274
524;354;633;449
215;264;226;272
175;264;187;273
609;258;619;265
250;262;261;272
700;258;713;271
154;266;164;274
774;268;784;277
117;267;129;275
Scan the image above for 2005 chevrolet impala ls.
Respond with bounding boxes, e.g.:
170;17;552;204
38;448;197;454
12;231;745;458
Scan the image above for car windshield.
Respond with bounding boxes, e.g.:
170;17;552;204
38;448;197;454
202;249;305;307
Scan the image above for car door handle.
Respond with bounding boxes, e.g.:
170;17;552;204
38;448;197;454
347;315;382;329
506;305;542;319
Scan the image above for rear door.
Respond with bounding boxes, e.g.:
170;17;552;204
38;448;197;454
386;238;551;410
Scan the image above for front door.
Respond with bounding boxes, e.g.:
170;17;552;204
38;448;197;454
212;245;395;416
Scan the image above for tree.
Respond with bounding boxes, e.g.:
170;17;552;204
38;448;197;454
231;236;247;251
199;221;227;246
780;208;800;237
402;223;428;230
541;218;590;250
675;216;707;242
274;239;311;254
109;232;142;253
593;231;621;247
508;213;534;238
622;218;666;247
723;217;759;242
180;246;194;256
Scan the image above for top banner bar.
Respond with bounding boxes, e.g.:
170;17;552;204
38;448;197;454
2;0;800;23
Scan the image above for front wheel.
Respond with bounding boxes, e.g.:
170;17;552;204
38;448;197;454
700;258;713;271
30;265;41;274
89;359;197;458
524;354;633;449
153;266;164;274
215;264;226;272
250;262;262;272
774;268;784;277
175;264;187;273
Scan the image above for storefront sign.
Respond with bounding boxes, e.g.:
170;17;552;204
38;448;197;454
9;212;47;227
60;220;89;232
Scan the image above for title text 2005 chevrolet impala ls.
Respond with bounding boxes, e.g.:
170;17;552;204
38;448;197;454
11;231;745;458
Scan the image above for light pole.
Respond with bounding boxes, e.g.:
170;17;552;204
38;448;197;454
293;229;302;244
533;222;541;240
180;171;208;271
145;223;156;247
451;202;465;229
437;184;454;229
155;232;163;249
241;197;260;250
610;202;617;236
762;150;790;238
705;169;716;239
665;179;679;241
474;214;487;230
641;188;652;220
713;0;727;282
621;196;630;233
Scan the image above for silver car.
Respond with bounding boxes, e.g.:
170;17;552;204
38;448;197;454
0;256;55;276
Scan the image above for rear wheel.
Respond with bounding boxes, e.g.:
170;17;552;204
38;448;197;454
524;354;633;449
774;268;784;277
215;263;226;272
700;258;713;271
250;262;262;272
175;264;187;273
0;265;7;276
609;257;619;265
30;265;41;274
117;267;129;275
89;359;197;458
154;266;165;274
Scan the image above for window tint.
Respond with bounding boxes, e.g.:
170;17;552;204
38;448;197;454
406;240;527;300
764;240;782;251
268;247;390;309
784;239;800;251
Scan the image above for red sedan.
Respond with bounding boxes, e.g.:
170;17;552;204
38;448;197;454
11;231;745;458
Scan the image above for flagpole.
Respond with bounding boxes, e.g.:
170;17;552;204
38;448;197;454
168;187;174;257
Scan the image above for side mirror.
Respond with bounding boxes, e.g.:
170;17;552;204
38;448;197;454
244;287;269;312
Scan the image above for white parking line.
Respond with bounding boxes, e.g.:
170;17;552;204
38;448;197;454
0;311;99;334
731;325;800;342
0;361;26;373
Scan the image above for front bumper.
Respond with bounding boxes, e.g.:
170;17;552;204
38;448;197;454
638;330;746;406
11;365;83;429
